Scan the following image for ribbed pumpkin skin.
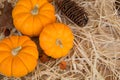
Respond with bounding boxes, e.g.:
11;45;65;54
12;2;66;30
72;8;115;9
12;0;56;36
39;23;74;58
0;36;38;77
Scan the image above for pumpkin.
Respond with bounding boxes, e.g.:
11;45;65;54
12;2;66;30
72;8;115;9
12;0;56;36
48;0;53;2
39;23;74;58
0;36;38;77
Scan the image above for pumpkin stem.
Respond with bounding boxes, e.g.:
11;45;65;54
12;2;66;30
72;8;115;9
31;4;39;15
12;46;22;56
56;39;63;48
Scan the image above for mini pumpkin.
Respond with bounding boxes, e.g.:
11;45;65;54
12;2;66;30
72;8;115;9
12;0;56;36
0;36;38;77
48;0;53;2
39;23;74;58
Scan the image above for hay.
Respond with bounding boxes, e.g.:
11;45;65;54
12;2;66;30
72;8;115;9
0;0;120;80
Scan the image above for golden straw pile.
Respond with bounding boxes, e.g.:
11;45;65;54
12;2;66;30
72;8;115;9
0;0;120;80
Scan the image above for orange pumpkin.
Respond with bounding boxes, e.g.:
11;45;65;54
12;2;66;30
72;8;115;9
0;36;38;77
48;0;53;2
12;0;56;36
39;23;74;58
